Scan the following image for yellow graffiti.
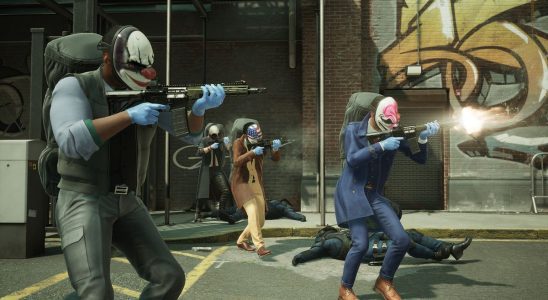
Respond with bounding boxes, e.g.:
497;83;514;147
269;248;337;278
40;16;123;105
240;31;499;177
382;0;546;131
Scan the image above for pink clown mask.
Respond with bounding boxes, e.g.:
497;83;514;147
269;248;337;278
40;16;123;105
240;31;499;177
375;97;400;131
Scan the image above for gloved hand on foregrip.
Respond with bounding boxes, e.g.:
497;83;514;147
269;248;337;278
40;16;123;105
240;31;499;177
210;142;219;149
191;84;226;116
223;136;230;146
379;137;403;151
272;139;282;151
253;146;264;156
126;102;168;125
419;121;440;140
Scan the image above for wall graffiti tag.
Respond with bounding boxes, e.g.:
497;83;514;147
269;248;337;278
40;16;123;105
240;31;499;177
379;0;547;167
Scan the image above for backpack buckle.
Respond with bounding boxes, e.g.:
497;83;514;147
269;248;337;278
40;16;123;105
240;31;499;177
114;184;129;195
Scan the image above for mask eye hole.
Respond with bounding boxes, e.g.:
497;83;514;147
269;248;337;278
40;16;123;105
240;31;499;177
122;61;146;72
380;116;394;124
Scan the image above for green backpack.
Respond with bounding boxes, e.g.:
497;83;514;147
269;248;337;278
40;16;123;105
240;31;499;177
338;92;385;162
37;33;103;197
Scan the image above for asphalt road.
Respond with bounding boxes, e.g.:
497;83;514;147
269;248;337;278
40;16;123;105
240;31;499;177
1;238;547;299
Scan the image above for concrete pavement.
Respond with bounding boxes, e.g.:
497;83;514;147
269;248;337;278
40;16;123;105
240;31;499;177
151;211;548;243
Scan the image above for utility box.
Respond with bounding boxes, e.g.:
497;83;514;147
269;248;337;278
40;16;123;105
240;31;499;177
0;140;48;258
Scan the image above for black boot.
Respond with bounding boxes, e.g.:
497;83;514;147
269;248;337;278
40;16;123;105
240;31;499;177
218;210;236;225
451;237;472;260
434;243;452;260
193;212;203;223
292;254;303;266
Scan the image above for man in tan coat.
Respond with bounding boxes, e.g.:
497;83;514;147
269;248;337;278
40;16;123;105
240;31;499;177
231;123;281;257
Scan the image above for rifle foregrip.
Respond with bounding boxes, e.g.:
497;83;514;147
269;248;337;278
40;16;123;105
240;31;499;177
415;124;428;132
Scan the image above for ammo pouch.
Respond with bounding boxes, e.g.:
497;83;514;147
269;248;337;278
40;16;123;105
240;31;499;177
38;143;60;197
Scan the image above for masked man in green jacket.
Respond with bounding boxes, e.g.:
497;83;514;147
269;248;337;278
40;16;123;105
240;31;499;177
49;25;225;299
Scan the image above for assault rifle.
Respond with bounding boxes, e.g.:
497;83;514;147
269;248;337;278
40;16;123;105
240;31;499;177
106;80;266;137
250;138;295;150
366;124;428;144
366;121;456;144
106;80;266;111
366;121;454;154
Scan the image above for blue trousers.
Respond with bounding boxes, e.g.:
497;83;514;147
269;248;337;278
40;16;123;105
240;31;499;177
341;191;410;288
407;230;443;259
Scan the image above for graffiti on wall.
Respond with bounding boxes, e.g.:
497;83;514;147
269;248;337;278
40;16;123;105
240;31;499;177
380;0;547;167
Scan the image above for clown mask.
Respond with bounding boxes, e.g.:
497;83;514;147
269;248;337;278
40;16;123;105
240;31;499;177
375;97;400;131
112;28;156;90
246;124;263;144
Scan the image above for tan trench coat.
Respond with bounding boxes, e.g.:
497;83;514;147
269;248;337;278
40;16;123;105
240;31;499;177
230;134;281;208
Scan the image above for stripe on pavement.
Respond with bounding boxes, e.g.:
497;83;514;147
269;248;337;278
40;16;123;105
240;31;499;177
0;272;68;300
179;246;228;297
113;285;140;298
171;250;206;260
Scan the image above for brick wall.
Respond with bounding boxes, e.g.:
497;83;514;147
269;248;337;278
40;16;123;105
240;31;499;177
301;0;363;176
163;40;303;210
1;1;545;212
132;5;304;211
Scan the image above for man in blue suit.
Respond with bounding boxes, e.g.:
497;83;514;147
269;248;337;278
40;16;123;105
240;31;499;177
335;94;439;300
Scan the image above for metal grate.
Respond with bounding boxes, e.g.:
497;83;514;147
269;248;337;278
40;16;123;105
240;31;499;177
382;89;449;210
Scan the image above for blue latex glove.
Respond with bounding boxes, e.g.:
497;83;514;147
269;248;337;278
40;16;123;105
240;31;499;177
379;137;403;151
191;84;226;117
253;146;264;156
272;139;281;151
419;121;440;140
210;142;219;149
223;136;230;146
126;102;168;125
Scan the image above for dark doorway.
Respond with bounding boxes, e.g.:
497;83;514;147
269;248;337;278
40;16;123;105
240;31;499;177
381;88;449;210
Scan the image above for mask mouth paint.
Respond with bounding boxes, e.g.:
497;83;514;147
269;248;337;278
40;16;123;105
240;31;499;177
375;97;400;131
119;68;153;89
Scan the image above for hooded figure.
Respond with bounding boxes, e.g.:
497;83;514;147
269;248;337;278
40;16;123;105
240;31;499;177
194;123;234;222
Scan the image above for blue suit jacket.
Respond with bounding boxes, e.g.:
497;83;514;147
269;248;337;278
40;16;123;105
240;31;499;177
334;113;428;227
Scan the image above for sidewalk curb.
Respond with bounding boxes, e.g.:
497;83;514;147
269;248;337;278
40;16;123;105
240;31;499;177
162;228;548;244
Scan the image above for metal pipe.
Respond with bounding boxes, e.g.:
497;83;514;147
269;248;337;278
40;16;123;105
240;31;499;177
97;5;118;25
416;0;421;64
147;35;204;42
36;0;73;20
29;28;45;140
288;0;296;69
164;0;172;226
73;0;97;33
202;17;207;83
319;0;325;226
191;0;207;19
530;152;548;214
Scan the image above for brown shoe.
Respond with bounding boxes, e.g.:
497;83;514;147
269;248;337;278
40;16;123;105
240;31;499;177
338;284;358;300
236;241;256;252
256;247;272;257
373;276;401;300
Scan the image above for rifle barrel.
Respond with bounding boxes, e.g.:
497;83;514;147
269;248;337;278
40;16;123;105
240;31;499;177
106;80;267;103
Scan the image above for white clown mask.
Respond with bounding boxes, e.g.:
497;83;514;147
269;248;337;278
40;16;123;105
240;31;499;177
375;97;400;131
208;125;220;139
111;28;156;90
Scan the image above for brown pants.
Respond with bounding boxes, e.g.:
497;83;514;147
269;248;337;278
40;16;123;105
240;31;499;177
237;182;266;249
